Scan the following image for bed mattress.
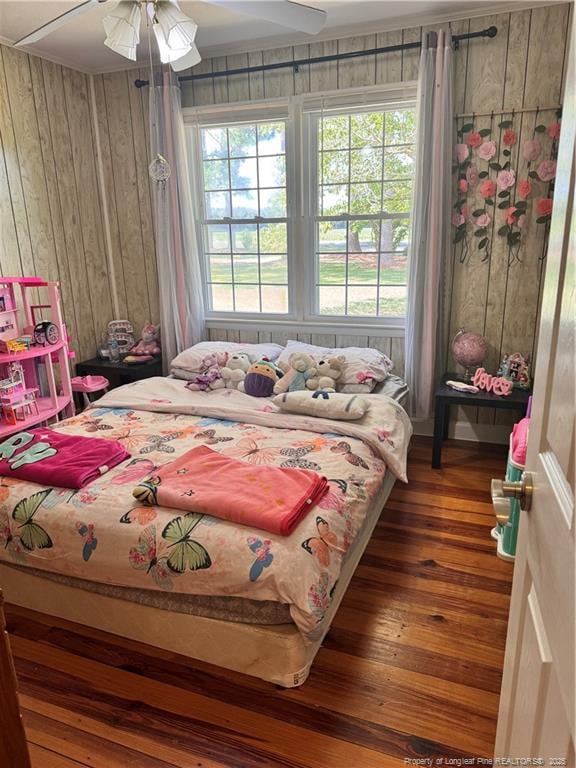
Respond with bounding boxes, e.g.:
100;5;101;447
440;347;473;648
0;377;411;638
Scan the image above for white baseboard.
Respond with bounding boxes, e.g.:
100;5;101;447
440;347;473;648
413;419;511;445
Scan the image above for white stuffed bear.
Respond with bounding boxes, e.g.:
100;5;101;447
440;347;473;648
221;352;251;389
273;352;317;395
306;355;346;392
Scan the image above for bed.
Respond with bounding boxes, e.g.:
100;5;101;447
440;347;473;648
0;374;411;687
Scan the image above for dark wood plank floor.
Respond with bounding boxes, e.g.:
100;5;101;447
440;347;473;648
6;437;512;768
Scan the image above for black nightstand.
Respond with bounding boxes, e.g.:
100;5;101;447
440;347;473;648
432;373;531;469
75;356;163;391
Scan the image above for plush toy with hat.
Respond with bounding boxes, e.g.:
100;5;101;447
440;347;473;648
239;360;282;397
306;355;346;392
221;352;251;389
273;352;317;395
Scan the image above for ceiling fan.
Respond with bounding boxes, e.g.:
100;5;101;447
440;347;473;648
13;0;327;72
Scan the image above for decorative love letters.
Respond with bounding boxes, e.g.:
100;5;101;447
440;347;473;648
472;367;513;396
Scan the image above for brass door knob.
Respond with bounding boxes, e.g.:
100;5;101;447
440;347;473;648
491;472;533;515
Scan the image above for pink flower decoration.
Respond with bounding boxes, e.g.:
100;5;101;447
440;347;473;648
466;165;479;188
459;179;469;193
466;131;482;148
536;198;553;217
462;204;469;219
455;143;469;163
452;212;465;227
523;139;542;162
503;129;517;147
537;159;556;182
475;213;491;228
478;141;497;161
505;206;518;226
479;179;497;199
497;169;516;189
517;214;527;229
518;180;533;199
548;122;561;140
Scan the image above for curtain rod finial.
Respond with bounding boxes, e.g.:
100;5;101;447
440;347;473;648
135;78;149;88
487;26;497;38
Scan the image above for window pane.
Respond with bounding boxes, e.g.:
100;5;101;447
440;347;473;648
320;115;349;150
382;181;412;214
260;253;287;283
379;251;408;285
320;150;349;184
351;113;383;148
234;284;260;312
203;159;229;190
384;148;415;180
317;220;346;253
318;252;346;284
348;252;378;284
231;223;257;252
380;218;411;252
231;189;258;218
258;122;285;154
259;188;286;217
349;220;379;252
350;182;382;214
318;286;346;315
230;157;257;189
206;191;230;218
228;125;256;157
259;223;286;253
210;284;234;311
350;148;382;182
205;224;230;253
321;184;348;215
202;127;227;159
259;155;285;187
233;254;259;283
378;285;407;316
208;253;232;282
261;285;288;313
348;286;378;316
385;110;416;145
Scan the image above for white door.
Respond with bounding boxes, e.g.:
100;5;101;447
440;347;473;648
494;41;575;761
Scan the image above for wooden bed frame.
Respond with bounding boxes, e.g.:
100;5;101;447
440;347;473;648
0;471;396;688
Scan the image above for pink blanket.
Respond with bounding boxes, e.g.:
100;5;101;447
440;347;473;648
0;428;130;489
133;445;328;536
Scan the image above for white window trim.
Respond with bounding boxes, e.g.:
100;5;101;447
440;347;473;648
183;81;417;335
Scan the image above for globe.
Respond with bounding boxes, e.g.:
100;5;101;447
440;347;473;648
451;329;488;381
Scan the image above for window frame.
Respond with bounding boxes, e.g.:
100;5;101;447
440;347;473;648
184;82;417;333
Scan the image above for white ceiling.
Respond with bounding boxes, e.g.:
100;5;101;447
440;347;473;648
0;0;555;74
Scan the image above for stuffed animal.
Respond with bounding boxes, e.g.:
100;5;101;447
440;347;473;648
306;356;346;392
221;352;251;389
273;352;317;395
124;323;161;363
240;361;282;397
184;353;227;391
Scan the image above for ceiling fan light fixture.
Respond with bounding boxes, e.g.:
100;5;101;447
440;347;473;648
169;41;201;71
152;1;197;50
102;0;141;60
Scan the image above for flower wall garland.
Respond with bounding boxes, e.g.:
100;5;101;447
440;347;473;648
452;109;561;264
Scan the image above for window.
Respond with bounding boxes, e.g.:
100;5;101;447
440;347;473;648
189;90;416;326
313;107;415;318
199;120;289;313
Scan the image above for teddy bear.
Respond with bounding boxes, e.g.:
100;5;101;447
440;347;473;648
273;352;317;395
221;352;251;389
184;352;227;391
306;355;346;392
124;323;161;363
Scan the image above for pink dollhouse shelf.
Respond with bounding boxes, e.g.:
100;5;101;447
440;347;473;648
0;340;64;364
0;395;70;440
1;277;46;286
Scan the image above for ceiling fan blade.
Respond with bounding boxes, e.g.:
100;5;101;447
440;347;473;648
207;1;326;35
13;0;109;48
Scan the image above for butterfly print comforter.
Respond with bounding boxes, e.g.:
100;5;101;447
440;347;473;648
0;377;411;638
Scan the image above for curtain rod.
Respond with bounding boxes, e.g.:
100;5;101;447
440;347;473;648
134;25;497;88
454;104;562;119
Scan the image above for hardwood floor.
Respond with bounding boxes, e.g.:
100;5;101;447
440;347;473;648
5;437;512;768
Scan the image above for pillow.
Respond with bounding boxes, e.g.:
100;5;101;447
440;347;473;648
272;390;370;420
171;341;284;372
276;340;393;392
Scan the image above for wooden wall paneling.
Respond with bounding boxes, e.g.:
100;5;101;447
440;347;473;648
41;60;95;360
401;27;422;82
92;74;128;322
29;55;79;354
368;335;392;358
212;56;229;104
101;71;149;332
191;58;215;107
225;329;240;343
236;330;260;344
375;30;402;85
63;67;112;352
310;334;337;348
127;74;159;326
207;328;227;342
337;35;377;89
390;337;405;378
270;331;291;346
464;13;510;115
450;19;470;115
248;51;265;101
0;136;21;276
296;332;312;343
503;10;531;109
263;47;296;98
309;39;338;92
226;53;250;103
0;47;34;277
335;334;370;348
293;44;311;95
257;331;272;343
